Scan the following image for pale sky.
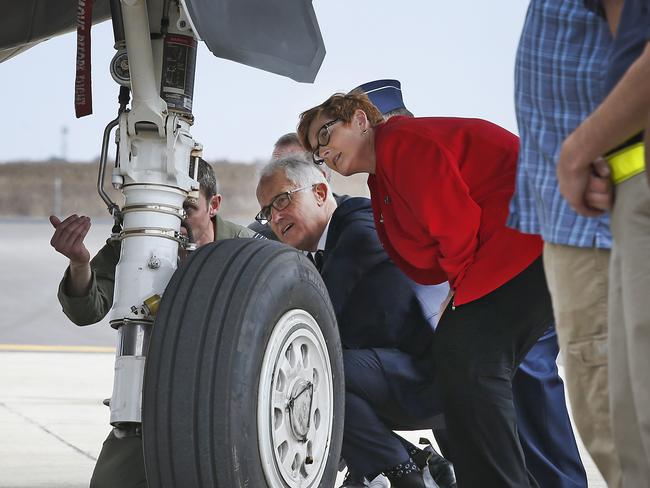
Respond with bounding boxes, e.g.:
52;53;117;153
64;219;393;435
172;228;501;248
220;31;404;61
0;1;528;163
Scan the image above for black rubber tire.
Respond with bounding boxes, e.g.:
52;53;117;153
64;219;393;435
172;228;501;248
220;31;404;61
142;238;344;487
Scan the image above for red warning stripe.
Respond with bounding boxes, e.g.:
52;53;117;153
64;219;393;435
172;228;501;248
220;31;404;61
75;0;94;118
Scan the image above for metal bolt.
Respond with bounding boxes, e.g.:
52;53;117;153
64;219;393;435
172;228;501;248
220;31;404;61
148;255;161;269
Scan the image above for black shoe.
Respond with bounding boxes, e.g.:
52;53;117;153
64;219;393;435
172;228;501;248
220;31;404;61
412;439;456;488
387;470;430;488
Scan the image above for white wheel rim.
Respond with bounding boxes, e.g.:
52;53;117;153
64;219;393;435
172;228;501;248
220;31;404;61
257;309;334;487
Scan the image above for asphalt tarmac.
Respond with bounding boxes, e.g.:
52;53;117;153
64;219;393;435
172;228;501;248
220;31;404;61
0;219;606;487
0;218;115;349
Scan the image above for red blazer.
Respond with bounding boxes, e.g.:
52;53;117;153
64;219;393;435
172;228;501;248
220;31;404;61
367;116;542;306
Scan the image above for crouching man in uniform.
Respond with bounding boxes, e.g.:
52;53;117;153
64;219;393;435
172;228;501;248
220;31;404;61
49;158;260;488
256;156;455;488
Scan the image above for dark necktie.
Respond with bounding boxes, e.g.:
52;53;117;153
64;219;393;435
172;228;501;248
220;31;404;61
308;250;325;271
313;250;325;271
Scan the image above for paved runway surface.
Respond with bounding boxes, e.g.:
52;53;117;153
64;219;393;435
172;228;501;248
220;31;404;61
0;352;112;488
0;218;115;349
0;220;606;487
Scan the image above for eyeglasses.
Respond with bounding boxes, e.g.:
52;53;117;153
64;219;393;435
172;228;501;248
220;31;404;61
312;119;340;165
255;185;315;224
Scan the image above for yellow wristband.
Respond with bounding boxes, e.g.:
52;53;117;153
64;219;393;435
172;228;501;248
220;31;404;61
607;142;645;185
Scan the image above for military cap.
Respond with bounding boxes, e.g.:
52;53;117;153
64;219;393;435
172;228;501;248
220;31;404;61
353;79;405;115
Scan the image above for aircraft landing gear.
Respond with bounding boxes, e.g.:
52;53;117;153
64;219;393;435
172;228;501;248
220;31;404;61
142;239;344;487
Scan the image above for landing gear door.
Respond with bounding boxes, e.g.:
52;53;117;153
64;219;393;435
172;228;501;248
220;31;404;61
0;0;111;63
180;0;325;82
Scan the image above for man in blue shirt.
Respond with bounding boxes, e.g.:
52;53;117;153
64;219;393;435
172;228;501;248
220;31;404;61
558;0;650;485
508;1;623;486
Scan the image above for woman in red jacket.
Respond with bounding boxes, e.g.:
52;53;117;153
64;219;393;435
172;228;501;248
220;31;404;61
297;93;553;488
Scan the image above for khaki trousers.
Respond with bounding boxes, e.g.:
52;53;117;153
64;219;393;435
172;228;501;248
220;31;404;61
609;174;650;488
543;242;622;487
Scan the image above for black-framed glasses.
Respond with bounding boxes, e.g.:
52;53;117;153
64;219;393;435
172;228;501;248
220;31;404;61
312;119;340;165
255;185;315;224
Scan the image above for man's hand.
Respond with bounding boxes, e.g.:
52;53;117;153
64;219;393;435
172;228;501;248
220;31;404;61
585;158;614;213
50;215;92;297
557;135;605;216
50;215;92;264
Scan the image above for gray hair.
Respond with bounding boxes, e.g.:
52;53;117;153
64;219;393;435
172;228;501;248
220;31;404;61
271;133;333;183
258;154;331;195
274;132;302;149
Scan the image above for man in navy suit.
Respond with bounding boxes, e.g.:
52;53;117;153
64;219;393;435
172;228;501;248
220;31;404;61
353;79;587;488
256;156;455;488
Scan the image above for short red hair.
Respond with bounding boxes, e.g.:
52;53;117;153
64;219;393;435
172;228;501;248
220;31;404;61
297;93;384;150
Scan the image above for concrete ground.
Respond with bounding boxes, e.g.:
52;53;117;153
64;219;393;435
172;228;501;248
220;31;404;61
0;350;607;488
0;351;112;488
0;220;607;487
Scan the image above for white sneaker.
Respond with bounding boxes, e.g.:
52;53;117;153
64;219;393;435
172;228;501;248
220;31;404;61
339;471;391;488
365;474;391;488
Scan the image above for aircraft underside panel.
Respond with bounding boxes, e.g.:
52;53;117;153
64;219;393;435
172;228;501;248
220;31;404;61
0;0;325;83
181;0;325;82
0;0;111;63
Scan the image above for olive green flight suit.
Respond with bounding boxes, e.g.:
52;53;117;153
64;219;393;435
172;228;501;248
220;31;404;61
57;214;258;488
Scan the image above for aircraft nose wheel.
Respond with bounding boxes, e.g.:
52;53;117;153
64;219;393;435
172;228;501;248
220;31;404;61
142;239;344;488
288;378;314;441
258;310;334;487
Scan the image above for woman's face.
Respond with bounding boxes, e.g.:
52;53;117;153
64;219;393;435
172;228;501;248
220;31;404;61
307;110;372;176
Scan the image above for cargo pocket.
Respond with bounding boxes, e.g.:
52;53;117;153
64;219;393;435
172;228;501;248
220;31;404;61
566;333;608;367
